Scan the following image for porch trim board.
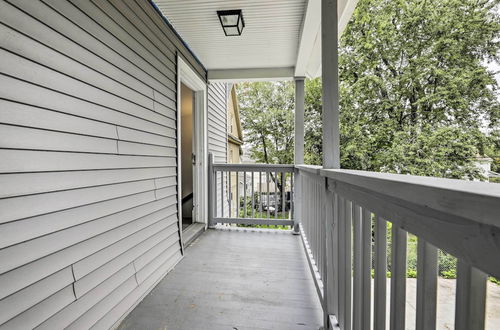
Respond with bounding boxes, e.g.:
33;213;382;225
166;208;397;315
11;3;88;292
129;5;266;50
176;55;209;243
213;218;294;226
207;67;295;82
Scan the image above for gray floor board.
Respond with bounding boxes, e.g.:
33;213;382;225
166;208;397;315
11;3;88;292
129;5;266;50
119;228;323;330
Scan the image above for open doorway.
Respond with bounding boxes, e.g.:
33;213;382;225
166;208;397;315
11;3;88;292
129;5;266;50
180;83;194;230
177;56;208;247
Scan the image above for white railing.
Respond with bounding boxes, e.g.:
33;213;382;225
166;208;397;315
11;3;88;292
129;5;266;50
296;166;500;330
208;154;296;227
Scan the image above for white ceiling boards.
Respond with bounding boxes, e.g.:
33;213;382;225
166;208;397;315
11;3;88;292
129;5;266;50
153;0;358;80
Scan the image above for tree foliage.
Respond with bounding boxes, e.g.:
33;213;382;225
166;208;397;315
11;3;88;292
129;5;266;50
237;82;295;165
238;0;500;180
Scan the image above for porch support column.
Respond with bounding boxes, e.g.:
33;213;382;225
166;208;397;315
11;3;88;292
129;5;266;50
294;77;305;164
293;77;305;234
322;0;340;329
321;0;340;169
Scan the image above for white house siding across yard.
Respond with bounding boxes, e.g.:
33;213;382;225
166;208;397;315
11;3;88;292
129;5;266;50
0;0;225;329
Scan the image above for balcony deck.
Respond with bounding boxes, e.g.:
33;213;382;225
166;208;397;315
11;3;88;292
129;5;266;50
118;227;323;330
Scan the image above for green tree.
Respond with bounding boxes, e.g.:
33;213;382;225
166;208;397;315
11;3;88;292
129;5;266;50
237;81;295;165
338;0;500;179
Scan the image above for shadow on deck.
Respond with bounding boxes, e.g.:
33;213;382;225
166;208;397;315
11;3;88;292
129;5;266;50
119;228;323;330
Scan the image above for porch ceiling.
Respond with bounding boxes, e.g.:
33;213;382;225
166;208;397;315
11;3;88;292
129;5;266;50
152;0;358;81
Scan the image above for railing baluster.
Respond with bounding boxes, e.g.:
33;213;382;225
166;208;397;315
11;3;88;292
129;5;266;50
338;196;346;328
345;199;352;330
266;172;270;220
228;171;232;218
251;171;255;218
455;260;487;330
243;171;247;218
361;209;372;330
214;171;218;218
314;181;318;270
274;171;278;221
390;224;407;330
374;216;387;330
259;172;263;215
353;204;362;330
220;170;224;217
281;172;285;221
332;192;340;318
416;238;437;330
290;172;294;221
236;171;239;218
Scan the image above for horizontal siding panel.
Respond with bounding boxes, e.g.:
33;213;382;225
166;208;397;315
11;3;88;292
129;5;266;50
118;141;175;157
0;100;117;140
35;264;136;330
0;203;176;300
155;186;177;200
90;248;182;330
130;0;206;79
0;49;172;128
132;234;180;273
208;144;228;154
42;0;175;91
208;125;227;141
0;75;170;137
73;213;177;281
73;222;176;297
0;267;73;325
0;0;155;99
0;200;172;274
0;179;156;224
0;149;175;173
0;167;174;199
0;286;75;330
0;124;117;154
92;252;181;330
155;176;177;189
208;83;227;218
152;88;174;109
73;203;176;279
93;0;176;70
0;192;155;249
136;245;181;284
117;126;176;145
0;22;155;111
153;100;176;119
67;276;137;330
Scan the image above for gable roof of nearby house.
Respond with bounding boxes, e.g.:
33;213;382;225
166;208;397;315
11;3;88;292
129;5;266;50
228;85;243;145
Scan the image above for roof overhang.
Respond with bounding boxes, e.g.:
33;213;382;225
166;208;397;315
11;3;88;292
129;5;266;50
152;0;358;81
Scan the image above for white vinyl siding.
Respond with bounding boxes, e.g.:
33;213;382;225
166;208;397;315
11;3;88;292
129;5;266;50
0;0;205;329
208;82;228;217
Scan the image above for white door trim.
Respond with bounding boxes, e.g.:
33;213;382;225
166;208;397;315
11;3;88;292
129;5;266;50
177;56;208;245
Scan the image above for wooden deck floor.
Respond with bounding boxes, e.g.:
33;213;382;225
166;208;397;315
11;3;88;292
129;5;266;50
119;228;323;330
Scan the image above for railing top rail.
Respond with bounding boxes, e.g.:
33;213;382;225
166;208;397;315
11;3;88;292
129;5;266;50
320;169;500;227
295;165;322;175
212;163;295;172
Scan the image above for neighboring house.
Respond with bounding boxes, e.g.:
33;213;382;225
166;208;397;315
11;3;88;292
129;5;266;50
226;85;244;215
474;155;500;182
227;85;243;164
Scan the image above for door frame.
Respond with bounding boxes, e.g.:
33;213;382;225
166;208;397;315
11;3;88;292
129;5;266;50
177;56;208;244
